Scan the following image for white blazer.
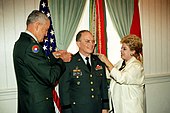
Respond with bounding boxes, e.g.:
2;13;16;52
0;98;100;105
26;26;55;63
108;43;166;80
109;57;145;113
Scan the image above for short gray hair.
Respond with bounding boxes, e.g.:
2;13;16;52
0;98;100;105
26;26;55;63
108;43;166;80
26;10;49;26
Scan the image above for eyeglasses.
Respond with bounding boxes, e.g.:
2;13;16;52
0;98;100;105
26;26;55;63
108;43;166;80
79;39;95;44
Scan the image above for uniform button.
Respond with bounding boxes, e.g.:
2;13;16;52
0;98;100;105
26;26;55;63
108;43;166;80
91;95;95;98
46;97;49;100
100;73;102;76
76;76;79;78
91;88;94;92
90;74;93;77
77;81;80;85
90;81;93;85
73;102;76;104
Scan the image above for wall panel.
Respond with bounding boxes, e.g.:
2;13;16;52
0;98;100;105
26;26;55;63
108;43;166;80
145;75;170;113
140;0;150;73
25;0;38;19
0;0;7;89
141;0;170;75
14;0;25;40
149;0;156;73
2;0;16;89
155;0;162;73
168;0;170;72
161;0;168;72
0;0;39;90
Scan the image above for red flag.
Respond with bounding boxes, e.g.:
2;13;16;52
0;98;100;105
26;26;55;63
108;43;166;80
130;0;141;38
130;0;143;58
52;86;61;112
95;0;107;55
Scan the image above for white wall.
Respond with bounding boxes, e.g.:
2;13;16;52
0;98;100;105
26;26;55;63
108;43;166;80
145;74;170;113
140;0;170;74
0;0;170;113
0;0;39;112
140;1;170;112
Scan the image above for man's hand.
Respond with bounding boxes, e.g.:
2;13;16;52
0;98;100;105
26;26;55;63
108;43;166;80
53;50;72;62
102;109;108;113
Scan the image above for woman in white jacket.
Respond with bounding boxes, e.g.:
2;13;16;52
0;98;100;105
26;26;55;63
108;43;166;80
98;34;145;113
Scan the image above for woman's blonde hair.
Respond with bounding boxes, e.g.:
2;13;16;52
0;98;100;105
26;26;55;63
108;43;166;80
121;34;143;61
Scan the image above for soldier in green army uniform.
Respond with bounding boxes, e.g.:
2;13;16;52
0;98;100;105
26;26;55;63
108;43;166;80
59;30;109;113
13;10;71;113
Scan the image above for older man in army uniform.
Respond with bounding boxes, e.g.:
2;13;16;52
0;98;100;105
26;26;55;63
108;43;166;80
13;10;71;113
59;30;109;113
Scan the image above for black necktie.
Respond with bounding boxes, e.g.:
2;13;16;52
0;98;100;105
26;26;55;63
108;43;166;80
85;57;91;71
119;60;126;71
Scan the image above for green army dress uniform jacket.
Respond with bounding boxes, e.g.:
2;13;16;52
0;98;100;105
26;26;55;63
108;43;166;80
59;52;109;113
13;32;65;113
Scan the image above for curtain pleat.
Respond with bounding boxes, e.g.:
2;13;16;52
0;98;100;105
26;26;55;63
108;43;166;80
49;0;86;50
106;0;134;38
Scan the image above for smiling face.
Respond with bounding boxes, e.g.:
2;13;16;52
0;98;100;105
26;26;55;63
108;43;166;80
120;43;135;61
76;31;95;57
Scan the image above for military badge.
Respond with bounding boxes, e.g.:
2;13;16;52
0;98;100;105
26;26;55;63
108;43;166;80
32;45;39;53
95;65;103;70
73;66;82;76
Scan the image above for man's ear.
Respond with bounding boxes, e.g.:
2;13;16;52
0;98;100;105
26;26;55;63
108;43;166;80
34;21;40;31
76;41;80;48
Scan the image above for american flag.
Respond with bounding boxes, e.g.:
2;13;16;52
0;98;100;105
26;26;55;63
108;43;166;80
39;0;57;56
39;0;61;113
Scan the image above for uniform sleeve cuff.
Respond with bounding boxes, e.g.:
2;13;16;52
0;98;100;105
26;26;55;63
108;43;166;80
61;104;71;110
102;99;109;109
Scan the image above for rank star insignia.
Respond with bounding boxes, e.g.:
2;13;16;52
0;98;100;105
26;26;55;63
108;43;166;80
32;45;39;53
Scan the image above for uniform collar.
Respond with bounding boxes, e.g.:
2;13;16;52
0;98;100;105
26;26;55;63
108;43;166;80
25;30;38;43
79;52;91;65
